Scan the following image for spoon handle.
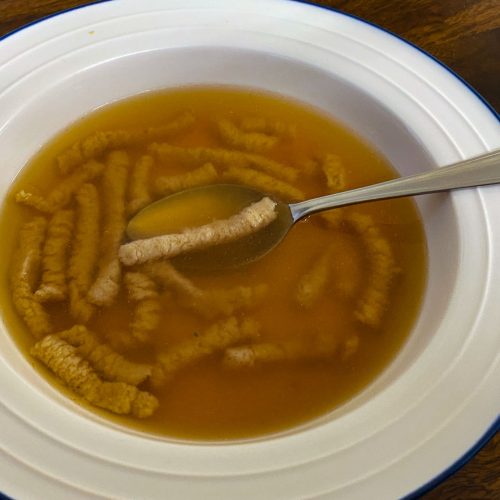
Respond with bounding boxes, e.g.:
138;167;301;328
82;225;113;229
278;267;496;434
289;149;500;222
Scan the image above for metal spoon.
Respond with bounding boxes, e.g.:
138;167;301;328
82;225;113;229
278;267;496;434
127;149;500;269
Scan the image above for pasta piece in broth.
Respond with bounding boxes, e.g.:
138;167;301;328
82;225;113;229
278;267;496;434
68;183;100;323
58;325;152;386
11;217;52;338
35;209;74;303
127;155;154;216
151;317;261;387
57;110;195;174
87;151;129;307
31;334;158;417
216;118;278;153
124;272;161;343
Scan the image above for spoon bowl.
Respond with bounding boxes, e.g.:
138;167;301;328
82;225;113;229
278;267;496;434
127;184;293;269
127;149;500;270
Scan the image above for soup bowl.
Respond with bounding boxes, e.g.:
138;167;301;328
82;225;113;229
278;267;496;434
0;1;499;498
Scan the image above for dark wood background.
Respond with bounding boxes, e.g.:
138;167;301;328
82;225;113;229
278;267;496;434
0;1;498;498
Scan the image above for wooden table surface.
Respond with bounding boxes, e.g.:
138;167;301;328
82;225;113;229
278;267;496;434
0;0;498;498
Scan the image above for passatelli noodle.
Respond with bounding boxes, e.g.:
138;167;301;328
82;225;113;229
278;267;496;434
328;231;364;299
295;231;364;307
34;209;74;303
149;142;298;182
297;157;320;176
11;217;52;338
16;159;104;213
295;244;336;308
142;260;204;305
151;316;261;387
341;334;360;360
322;153;346;192
222;166;304;201
239;116;297;139
347;212;400;328
56;110;195;174
119;197;278;266
154;162;218;195
87;151;129;306
319;153;347;229
216;118;278;153
127;155;154;216
4;87;424;439
31;334;158;417
68;183;99;323
142;261;268;318
58;325;152;386
223;332;338;367
124;272;161;343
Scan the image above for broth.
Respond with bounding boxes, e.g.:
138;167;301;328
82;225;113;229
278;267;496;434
0;87;427;440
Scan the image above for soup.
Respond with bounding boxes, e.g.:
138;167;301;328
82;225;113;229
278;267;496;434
0;87;427;440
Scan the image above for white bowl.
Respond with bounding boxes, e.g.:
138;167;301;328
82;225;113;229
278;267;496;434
0;1;499;498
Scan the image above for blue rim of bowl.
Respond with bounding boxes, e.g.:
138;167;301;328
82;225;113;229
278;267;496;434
0;1;498;498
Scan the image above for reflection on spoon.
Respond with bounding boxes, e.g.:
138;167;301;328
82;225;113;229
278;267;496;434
126;149;500;270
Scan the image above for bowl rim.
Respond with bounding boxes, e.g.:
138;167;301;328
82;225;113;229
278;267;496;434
1;0;497;126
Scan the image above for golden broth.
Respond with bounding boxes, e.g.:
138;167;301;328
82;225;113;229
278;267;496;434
0;87;427;440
